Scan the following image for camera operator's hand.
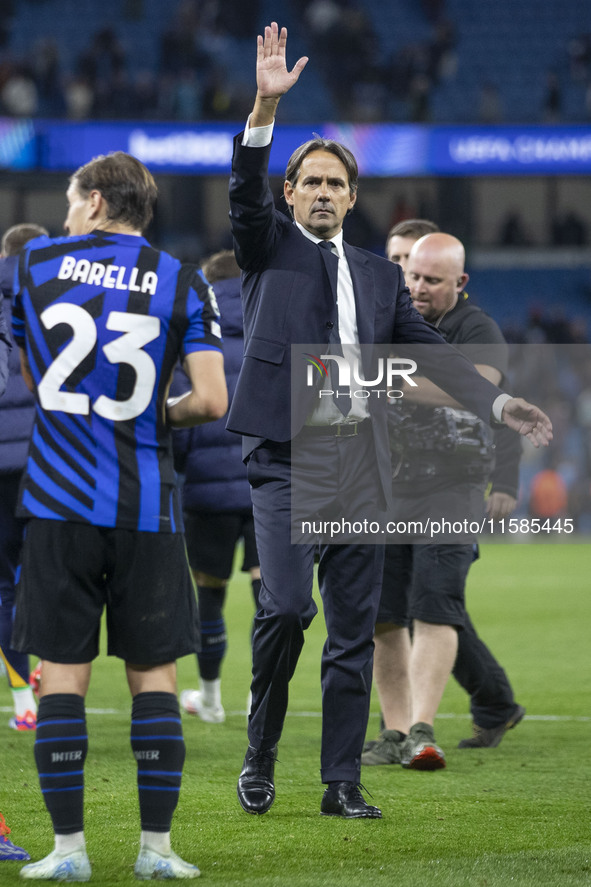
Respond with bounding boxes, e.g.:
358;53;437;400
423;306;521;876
486;491;517;520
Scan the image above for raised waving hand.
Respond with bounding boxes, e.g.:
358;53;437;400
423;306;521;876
250;22;308;126
257;22;308;97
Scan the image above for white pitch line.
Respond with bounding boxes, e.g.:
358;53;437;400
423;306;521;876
0;706;119;715
435;712;590;722
275;712;591;723
2;706;588;722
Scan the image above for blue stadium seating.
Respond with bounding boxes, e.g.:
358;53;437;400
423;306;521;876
5;0;591;123
468;266;591;335
8;0;170;74
360;0;591;122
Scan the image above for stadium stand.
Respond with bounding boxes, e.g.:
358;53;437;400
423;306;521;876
1;0;590;123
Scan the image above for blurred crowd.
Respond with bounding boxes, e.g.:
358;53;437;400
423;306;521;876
508;338;591;533
0;0;590;123
0;0;259;121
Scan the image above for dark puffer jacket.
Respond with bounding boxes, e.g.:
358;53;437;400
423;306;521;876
0;256;35;475
171;276;251;513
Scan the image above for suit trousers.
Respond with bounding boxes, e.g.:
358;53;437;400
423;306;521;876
246;429;385;784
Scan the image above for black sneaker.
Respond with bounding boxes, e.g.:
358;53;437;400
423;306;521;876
457;704;526;749
361;729;404;766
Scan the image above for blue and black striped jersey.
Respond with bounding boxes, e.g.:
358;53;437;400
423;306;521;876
12;230;222;532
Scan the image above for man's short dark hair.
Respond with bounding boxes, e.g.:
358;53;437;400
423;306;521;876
285;137;359;198
386;218;440;244
2;223;49;256
201;249;241;283
71;151;157;233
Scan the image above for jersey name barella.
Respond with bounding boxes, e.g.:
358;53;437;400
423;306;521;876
12;230;222;533
57;254;158;294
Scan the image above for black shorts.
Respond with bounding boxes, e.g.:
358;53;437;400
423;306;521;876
390;479;488;540
12;519;199;665
377;543;476;629
183;510;259;580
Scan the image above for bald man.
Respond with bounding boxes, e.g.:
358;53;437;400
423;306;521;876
364;232;525;770
407;232;482;331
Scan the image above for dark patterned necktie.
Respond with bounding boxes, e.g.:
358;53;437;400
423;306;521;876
318;240;351;416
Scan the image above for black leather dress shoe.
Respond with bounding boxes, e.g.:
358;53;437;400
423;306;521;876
320;782;382;819
237;745;277;814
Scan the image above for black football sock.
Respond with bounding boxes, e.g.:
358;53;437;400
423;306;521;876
196;585;227;681
34;694;87;834
131;692;185;832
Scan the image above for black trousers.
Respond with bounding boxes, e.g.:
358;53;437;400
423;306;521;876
453;611;516;728
246;431;384;784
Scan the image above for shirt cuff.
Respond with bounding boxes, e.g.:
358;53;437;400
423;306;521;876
492;392;512;423
242;115;274;147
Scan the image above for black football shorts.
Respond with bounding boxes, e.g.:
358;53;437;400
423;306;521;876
183;510;258;579
12;519;198;664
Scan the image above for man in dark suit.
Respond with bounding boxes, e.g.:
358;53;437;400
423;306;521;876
228;22;552;820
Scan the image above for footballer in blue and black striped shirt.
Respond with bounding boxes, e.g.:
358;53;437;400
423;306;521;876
11;151;227;880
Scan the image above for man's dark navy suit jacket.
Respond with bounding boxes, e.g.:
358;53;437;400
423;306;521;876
227;134;501;506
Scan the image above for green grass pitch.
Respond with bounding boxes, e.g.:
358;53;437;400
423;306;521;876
1;543;590;885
